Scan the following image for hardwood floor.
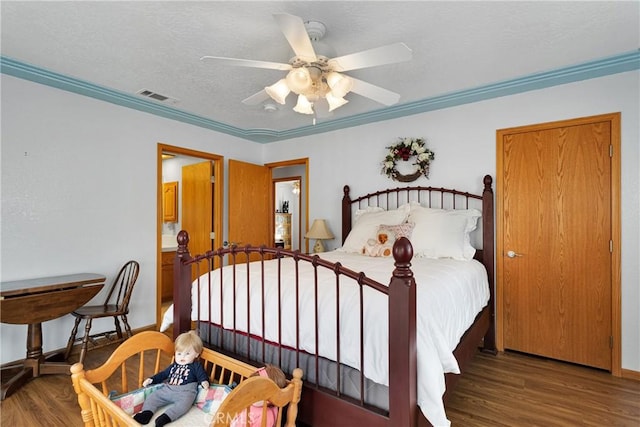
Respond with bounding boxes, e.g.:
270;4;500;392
446;351;639;426
1;344;638;426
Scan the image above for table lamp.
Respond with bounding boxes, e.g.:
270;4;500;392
305;219;334;253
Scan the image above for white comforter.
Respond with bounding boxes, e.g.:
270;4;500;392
161;251;489;427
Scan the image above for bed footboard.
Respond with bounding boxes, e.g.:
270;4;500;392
173;234;417;427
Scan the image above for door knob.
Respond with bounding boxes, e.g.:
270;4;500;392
506;250;523;258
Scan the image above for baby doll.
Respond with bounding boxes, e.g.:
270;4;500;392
133;330;210;427
230;364;287;427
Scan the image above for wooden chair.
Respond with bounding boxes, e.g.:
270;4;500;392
65;260;140;364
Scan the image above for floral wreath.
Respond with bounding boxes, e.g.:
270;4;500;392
381;137;435;182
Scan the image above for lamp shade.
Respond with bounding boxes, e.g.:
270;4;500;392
265;79;290;105
293;95;314;115
286;67;312;94
326;91;349;112
305;219;334;240
325;72;353;98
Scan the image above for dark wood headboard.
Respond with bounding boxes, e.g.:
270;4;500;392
341;175;495;350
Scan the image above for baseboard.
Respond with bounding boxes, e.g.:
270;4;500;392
0;324;160;369
65;324;158;356
621;368;640;381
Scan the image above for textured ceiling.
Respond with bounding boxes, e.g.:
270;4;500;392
1;1;639;142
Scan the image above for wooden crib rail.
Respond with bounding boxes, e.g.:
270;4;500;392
212;368;303;427
81;330;174;395
70;368;137;427
199;347;255;386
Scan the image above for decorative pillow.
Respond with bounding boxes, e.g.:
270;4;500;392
341;204;410;253
109;384;163;415
378;222;415;240
194;384;232;415
407;206;481;260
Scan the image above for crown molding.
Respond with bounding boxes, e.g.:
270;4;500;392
2;50;638;143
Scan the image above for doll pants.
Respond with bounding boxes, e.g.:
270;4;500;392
141;383;198;421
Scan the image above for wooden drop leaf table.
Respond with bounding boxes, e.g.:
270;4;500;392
0;273;105;399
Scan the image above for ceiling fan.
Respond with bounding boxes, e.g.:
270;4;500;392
201;13;412;118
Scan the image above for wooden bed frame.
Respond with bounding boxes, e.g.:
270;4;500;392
70;330;303;427
172;175;496;427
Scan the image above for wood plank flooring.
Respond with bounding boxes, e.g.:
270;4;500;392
445;351;639;426
1;344;638;426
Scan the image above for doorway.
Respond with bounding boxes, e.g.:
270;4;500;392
156;144;223;330
227;158;309;257
267;159;309;253
274;178;302;251
496;113;621;374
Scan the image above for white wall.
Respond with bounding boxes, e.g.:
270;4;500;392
265;70;640;372
2;70;638;372
0;74;261;363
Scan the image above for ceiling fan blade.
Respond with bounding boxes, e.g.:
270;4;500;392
273;13;317;62
328;43;413;72
349;77;401;106
200;56;291;71
241;90;271;106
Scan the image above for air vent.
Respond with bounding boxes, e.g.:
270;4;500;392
136;89;179;105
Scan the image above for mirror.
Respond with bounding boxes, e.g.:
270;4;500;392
274;178;301;251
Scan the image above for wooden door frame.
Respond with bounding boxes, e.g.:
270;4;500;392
265;158;310;254
273;176;302;250
495;112;621;376
156;143;224;330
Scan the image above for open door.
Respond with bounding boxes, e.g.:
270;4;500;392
157;144;223;332
228;159;271;261
182;161;214;278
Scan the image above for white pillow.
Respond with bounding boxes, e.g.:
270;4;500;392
341;204;410;253
354;206;384;222
408;206;481;260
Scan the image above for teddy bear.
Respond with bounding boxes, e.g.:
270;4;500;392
362;231;394;257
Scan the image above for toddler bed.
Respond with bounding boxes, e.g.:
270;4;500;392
167;175;496;427
70;330;303;427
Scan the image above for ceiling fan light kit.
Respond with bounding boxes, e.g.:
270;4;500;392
202;13;412;118
277;63;351;114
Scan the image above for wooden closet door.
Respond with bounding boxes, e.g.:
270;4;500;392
497;114;617;370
